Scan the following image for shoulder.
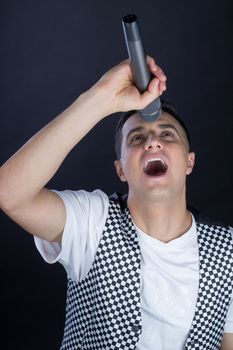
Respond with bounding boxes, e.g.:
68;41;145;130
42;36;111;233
52;188;109;206
188;206;231;230
109;192;128;211
52;188;110;222
189;206;233;242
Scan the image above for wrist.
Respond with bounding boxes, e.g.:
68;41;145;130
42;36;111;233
76;84;115;120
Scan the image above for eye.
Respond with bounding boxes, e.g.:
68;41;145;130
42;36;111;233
130;134;146;144
160;130;174;138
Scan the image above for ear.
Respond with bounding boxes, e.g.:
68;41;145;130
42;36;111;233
114;160;127;182
186;152;195;175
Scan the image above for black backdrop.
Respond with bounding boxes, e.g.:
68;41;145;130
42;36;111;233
1;0;233;349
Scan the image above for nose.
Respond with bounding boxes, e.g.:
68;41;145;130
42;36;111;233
144;134;163;151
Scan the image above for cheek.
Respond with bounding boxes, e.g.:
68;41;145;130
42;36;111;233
121;152;139;177
171;150;190;172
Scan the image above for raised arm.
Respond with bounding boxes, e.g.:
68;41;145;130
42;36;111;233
0;57;166;242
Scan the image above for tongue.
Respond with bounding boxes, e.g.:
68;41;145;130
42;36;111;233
145;160;167;177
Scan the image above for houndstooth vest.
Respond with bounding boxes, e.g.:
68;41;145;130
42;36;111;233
60;197;233;350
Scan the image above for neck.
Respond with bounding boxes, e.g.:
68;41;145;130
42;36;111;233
127;194;192;243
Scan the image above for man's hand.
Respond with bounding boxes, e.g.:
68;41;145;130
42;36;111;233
0;56;166;242
92;56;166;115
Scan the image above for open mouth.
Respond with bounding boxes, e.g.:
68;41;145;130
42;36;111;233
143;158;168;177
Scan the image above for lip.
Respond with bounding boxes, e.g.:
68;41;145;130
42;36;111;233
142;153;168;170
142;153;168;179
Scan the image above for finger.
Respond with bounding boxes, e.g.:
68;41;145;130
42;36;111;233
147;55;167;82
148;77;160;93
137;78;161;109
141;76;167;107
159;81;167;92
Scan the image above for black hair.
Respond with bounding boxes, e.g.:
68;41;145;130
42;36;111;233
114;99;191;159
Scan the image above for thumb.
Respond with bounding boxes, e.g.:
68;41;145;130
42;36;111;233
137;77;161;110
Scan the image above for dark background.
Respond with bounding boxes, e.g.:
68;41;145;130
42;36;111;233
1;0;232;348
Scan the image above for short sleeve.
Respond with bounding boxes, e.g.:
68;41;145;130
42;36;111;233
34;189;109;282
224;227;233;333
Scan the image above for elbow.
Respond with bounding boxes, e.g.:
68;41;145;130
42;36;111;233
0;175;8;211
0;169;18;213
0;184;13;213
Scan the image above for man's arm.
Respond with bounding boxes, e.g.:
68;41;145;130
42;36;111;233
0;57;166;243
221;333;233;350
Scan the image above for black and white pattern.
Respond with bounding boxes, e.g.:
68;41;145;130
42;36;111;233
60;200;233;350
185;223;233;349
60;201;142;350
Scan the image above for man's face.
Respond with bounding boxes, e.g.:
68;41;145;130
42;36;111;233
114;112;195;202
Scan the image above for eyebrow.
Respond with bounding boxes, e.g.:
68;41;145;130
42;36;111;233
126;127;145;140
126;123;180;140
157;123;180;134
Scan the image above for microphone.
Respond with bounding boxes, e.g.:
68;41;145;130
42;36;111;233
122;14;161;121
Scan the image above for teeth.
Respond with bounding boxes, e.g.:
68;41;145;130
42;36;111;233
143;158;167;171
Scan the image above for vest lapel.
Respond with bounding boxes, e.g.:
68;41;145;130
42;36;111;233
185;223;233;349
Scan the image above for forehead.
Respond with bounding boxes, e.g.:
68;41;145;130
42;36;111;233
121;111;186;138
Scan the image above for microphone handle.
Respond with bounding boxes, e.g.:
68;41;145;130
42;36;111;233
122;14;161;121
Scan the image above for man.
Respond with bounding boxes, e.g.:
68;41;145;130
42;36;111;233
0;57;232;349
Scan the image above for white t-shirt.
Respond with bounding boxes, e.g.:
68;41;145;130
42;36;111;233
34;189;233;350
